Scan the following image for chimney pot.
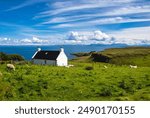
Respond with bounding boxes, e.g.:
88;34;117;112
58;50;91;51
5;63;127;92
37;48;41;51
60;48;64;52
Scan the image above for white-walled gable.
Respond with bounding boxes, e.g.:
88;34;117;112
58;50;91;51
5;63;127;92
56;49;68;66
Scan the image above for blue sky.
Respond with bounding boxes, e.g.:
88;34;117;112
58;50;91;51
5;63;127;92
0;0;150;45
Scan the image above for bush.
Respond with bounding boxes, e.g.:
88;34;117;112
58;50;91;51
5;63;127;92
119;80;135;93
8;54;24;61
85;66;94;70
91;53;110;62
0;52;24;61
72;52;90;57
100;86;113;96
0;52;9;61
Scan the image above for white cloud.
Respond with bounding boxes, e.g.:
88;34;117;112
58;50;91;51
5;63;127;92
39;17;83;25
39;16;123;25
93;31;110;40
41;0;136;16
20;38;32;43
20;37;49;44
46;4;102;15
0;37;10;42
5;0;50;11
104;5;150;16
65;29;150;45
66;30;112;44
109;26;150;45
109;26;150;40
1;28;150;45
32;37;45;43
68;31;88;41
35;0;150;30
52;17;150;28
0;37;19;45
0;37;50;45
36;0;146;20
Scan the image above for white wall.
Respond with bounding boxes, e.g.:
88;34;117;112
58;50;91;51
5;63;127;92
56;51;68;66
33;59;56;65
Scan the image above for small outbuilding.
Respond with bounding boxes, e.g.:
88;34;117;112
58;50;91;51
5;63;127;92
32;48;68;66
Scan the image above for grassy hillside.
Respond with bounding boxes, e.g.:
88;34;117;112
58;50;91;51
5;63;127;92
0;47;150;101
0;62;150;101
91;47;150;66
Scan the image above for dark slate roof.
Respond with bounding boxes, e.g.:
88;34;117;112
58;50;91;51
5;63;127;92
33;50;60;60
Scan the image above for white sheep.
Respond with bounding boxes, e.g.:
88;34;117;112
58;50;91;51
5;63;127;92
69;64;74;67
130;65;137;68
65;65;70;68
7;64;15;71
65;65;74;68
104;65;108;69
0;72;2;76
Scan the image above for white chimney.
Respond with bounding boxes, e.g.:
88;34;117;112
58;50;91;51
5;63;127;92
37;48;41;51
60;48;64;52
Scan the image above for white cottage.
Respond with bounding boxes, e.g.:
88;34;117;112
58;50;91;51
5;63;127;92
32;48;68;66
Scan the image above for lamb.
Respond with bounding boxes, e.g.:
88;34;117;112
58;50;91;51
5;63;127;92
65;65;74;68
0;72;2;76
7;64;15;71
104;65;108;69
65;66;70;68
130;65;137;68
69;64;74;67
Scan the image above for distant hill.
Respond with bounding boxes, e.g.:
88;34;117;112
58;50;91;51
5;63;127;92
73;47;150;66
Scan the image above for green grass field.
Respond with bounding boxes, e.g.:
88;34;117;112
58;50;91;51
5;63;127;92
0;62;150;101
0;47;150;101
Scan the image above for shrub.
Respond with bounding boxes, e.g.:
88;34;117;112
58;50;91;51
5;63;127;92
0;52;24;61
100;86;113;96
38;80;48;89
85;66;94;70
0;52;9;61
8;54;24;61
91;53;110;62
72;52;90;57
119;80;135;93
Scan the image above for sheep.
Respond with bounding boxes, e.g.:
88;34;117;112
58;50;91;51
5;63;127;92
69;64;74;67
130;65;137;68
104;65;108;69
65;65;70;68
0;72;2;77
7;64;15;71
65;65;74;68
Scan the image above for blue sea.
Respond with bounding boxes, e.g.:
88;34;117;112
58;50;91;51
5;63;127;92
0;44;127;60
